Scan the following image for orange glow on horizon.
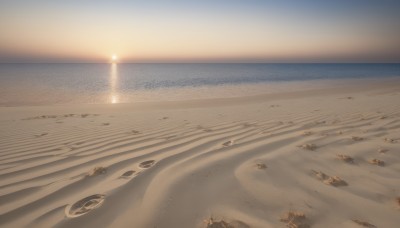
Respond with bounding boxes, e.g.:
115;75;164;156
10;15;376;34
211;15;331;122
0;1;399;63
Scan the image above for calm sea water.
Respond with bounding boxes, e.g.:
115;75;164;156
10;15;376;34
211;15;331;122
0;63;399;105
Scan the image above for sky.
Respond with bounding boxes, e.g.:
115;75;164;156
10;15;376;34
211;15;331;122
0;0;399;63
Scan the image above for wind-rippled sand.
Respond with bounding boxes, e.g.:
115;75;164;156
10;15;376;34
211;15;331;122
0;82;400;227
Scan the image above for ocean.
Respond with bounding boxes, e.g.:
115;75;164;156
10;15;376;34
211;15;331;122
0;63;399;106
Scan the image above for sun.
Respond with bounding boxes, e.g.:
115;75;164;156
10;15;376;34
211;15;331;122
111;54;118;62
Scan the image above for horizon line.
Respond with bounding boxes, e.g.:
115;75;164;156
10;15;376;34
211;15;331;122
0;62;399;64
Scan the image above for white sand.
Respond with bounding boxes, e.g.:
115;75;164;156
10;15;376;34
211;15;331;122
0;80;400;228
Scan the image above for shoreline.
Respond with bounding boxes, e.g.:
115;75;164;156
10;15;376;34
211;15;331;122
1;76;400;109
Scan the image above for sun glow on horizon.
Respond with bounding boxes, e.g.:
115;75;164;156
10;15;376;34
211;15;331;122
1;1;399;63
111;54;118;62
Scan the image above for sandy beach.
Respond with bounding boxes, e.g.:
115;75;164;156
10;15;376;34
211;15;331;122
1;80;400;228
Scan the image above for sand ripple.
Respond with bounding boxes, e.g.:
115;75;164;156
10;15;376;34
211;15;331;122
0;88;400;227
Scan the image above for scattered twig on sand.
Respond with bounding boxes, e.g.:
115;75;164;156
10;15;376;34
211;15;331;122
280;211;310;228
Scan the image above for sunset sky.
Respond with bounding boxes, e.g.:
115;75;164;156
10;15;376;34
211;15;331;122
0;0;399;63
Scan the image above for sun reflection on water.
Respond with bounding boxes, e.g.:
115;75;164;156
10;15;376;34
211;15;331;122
110;63;119;104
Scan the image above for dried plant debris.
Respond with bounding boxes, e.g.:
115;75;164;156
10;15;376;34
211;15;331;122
298;144;317;151
352;219;376;228
312;170;329;180
384;138;396;143
88;166;107;176
369;159;385;166
280;211;310;228
378;148;388;154
336;154;354;163
23;113;98;120
301;131;313;136
256;163;267;170
351;136;364;141
23;115;58;120
204;217;249;228
324;176;348;187
311;170;347;187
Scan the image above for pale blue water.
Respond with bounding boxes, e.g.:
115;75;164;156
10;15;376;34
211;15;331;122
0;63;399;105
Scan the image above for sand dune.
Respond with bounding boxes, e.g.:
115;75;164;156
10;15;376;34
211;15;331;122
0;82;400;227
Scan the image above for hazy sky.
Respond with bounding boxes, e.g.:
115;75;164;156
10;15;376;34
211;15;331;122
0;0;399;63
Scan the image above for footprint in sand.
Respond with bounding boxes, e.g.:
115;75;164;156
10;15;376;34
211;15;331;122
120;170;137;178
222;140;234;147
34;133;48;137
65;194;105;218
74;141;85;146
352;219;376;228
102;123;110;126
139;160;156;169
340;96;353;100
202;128;213;132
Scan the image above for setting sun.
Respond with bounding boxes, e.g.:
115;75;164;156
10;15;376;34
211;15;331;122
111;55;118;61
